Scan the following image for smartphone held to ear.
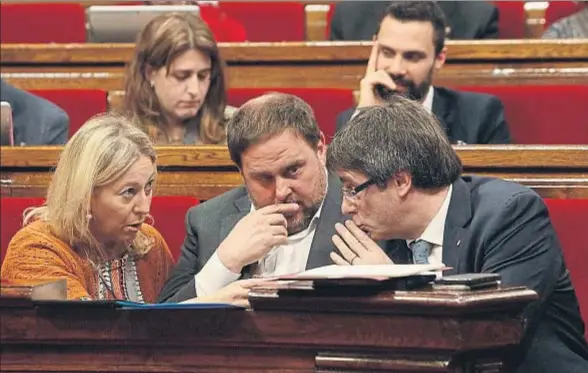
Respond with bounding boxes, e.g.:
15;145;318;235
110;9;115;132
0;102;15;146
374;84;397;101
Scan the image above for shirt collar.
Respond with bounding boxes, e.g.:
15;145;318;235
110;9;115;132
407;184;452;247
422;85;435;114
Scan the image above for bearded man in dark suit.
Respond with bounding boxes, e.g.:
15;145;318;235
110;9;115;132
335;2;511;145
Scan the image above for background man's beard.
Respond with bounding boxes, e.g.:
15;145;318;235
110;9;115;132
389;79;431;102
388;68;434;102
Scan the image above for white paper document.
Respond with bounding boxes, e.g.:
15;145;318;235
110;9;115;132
278;263;447;280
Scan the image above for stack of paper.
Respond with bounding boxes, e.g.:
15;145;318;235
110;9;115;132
277;263;447;281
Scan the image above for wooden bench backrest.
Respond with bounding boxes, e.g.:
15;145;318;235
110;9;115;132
2;41;588;91
2;146;587;201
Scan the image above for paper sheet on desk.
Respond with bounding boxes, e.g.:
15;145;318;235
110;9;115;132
276;263;447;281
116;300;241;310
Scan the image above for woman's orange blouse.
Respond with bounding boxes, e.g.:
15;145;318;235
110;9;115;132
1;220;174;302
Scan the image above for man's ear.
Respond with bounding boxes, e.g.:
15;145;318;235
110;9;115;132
237;165;246;182
435;46;447;71
392;171;412;198
316;131;327;166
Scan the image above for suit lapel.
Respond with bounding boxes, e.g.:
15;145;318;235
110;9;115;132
431;87;456;143
442;178;473;276
219;191;256;278
306;172;346;270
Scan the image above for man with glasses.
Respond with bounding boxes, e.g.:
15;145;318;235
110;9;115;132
326;96;588;372
158;93;347;306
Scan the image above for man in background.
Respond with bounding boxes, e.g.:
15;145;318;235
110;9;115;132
0;79;69;145
330;1;499;41
543;1;588;39
336;1;511;145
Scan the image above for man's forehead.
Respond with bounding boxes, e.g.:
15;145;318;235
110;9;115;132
377;17;435;51
242;146;306;173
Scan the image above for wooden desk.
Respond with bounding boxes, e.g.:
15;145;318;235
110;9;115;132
0;284;537;372
2;40;588;91
1;145;587;201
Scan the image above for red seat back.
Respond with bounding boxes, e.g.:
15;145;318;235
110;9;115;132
0;3;86;43
199;4;247;42
493;1;526;38
219;2;306;41
456;85;588;144
1;197;45;265
31;90;109;139
228;88;355;142
544;198;588;339
545;1;583;27
150;196;199;262
326;3;336;39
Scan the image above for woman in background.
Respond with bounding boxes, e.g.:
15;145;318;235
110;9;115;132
1;113;174;301
123;12;232;145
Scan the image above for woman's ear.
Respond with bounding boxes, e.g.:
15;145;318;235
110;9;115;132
144;64;155;86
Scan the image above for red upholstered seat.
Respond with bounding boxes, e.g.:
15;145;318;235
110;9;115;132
219;2;306;41
326;3;336;39
0;3;86;43
1;197;45;265
31;89;109;139
150;196;199;262
545;1;583;27
228;88;354;142
544;198;588;339
493;1;526;39
199;4;247;42
456;85;588;144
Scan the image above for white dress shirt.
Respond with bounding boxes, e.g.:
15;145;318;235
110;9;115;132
406;184;452;272
254;205;322;277
422;85;435;114
195;173;328;296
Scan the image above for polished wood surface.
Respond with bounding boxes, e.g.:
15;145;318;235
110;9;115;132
2;40;588;90
1;145;587;200
0;283;537;372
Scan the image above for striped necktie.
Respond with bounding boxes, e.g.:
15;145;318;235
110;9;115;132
409;239;433;264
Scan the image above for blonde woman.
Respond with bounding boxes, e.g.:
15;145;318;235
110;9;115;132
1;113;174;302
123;12;233;145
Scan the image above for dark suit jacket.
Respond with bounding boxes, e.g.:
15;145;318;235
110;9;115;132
336;87;511;144
330;1;499;41
158;172;346;303
0;79;69;145
384;176;588;372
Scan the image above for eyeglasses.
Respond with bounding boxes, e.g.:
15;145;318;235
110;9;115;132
342;178;378;200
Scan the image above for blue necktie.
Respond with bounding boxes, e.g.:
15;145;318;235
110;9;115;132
410;239;433;264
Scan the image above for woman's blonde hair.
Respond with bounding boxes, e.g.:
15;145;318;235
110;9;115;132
25;113;158;263
123;12;227;144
